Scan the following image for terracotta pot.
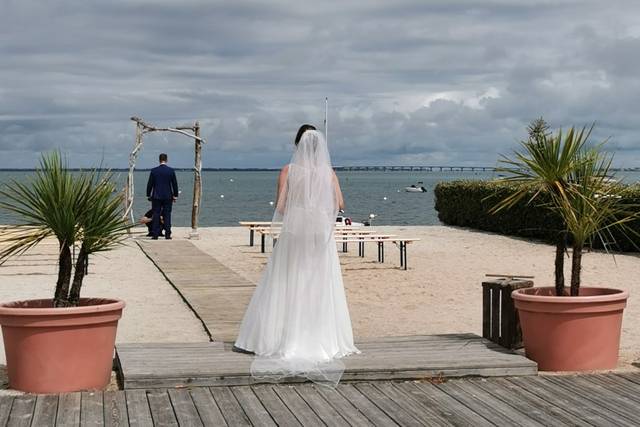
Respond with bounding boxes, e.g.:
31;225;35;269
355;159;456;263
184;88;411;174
0;298;125;393
512;287;628;371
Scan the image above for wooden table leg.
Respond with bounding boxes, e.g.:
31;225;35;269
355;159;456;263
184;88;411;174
402;242;408;270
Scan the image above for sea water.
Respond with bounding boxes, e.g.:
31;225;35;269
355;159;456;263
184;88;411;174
1;170;639;226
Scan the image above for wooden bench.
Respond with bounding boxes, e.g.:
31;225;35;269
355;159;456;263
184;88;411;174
254;228;420;270
238;221;280;247
334;236;421;270
239;221;365;247
254;226;380;254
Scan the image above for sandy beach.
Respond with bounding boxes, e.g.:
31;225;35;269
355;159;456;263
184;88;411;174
0;225;638;373
190;225;640;370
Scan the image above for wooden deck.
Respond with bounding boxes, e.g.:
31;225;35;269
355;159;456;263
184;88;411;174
137;240;255;341
131;240;537;389
115;334;537;389
2;373;639;426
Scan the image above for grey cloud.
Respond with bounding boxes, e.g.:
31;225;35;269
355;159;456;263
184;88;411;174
2;1;640;168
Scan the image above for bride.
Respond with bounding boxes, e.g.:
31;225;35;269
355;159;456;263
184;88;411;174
234;124;359;386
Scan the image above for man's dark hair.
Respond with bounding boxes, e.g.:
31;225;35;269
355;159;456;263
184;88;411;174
159;153;168;162
295;124;316;146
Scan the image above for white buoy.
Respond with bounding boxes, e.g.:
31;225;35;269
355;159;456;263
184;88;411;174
229;178;234;182
369;213;376;219
383;196;388;201
220;194;225;199
269;201;274;206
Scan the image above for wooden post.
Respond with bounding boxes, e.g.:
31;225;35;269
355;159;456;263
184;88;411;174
190;122;202;239
124;123;143;226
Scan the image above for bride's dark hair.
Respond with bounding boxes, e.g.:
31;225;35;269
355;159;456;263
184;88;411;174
295;124;316;146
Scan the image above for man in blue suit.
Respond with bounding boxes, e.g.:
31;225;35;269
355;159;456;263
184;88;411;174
146;153;179;240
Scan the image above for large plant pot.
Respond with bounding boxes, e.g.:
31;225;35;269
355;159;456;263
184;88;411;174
512;287;628;371
0;298;125;393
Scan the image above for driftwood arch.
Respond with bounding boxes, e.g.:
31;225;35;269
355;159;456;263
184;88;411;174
125;117;206;239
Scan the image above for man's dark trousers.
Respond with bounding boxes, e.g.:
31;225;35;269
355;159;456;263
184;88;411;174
151;199;172;238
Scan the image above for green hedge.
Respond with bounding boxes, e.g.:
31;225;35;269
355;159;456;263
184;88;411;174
434;180;640;252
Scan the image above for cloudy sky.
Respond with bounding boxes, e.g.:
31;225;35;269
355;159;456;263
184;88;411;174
1;0;640;169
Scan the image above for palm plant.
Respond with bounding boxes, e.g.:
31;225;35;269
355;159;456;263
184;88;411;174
491;121;592;296
493;121;639;296
0;152;129;307
555;148;638;295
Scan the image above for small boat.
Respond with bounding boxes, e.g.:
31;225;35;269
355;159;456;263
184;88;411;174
336;215;364;227
405;183;427;192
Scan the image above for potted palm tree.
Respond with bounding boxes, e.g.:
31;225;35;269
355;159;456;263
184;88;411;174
493;121;638;371
0;152;129;393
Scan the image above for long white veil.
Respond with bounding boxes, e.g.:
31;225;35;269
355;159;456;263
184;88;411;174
273;129;337;233
239;129;358;387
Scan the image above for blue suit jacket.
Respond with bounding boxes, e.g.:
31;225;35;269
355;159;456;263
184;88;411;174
146;164;179;200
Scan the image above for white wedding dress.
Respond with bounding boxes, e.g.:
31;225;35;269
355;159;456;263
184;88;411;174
234;130;359;386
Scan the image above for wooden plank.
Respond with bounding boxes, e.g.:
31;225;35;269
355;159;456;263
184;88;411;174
353;383;423;426
120;364;536;390
314;385;374;427
491;286;500;342
117;333;536;389
6;395;35;427
588;374;640;403
272;385;324;427
31;394;58;427
500;284;514;347
0;395;14;427
251;385;301;427
438;379;542;426
471;378;588;426
56;393;81;427
116;338;520;360
481;284;490;339
81;391;104;427
372;382;450;426
188;388;228;426
507;376;630;426
294;384;350;427
576;374;640;410
355;333;483;343
545;375;640;424
137;239;257;341
116;340;500;361
498;377;591;426
397;382;492;427
147;390;178;427
118;342;224;351
167;389;203;427
334;384;397;426
230;386;276;427
103;391;129;427
118;343;532;367
125;390;153;427
617;372;640;386
209;387;251;426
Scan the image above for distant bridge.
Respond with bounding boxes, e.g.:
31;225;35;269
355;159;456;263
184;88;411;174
333;165;497;172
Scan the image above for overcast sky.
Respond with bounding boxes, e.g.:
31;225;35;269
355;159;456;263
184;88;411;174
1;0;639;169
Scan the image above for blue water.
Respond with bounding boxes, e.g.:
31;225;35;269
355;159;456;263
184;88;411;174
1;170;639;226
